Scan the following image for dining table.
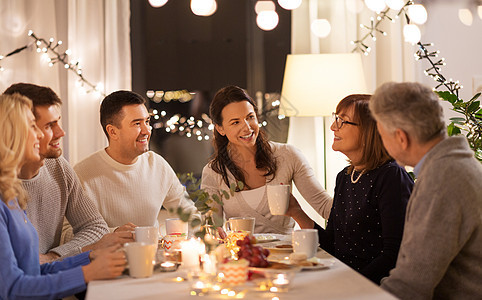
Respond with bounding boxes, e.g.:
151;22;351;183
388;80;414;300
86;235;397;300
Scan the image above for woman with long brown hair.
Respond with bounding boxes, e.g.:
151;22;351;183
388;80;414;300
201;85;332;234
317;94;413;284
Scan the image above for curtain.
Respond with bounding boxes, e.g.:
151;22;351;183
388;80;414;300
288;0;418;226
0;0;131;164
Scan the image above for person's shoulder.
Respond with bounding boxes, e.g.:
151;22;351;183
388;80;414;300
143;150;169;165
73;149;104;172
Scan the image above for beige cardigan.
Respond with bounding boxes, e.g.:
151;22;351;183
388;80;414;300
201;142;332;234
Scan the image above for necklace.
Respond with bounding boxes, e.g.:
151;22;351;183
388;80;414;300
351;169;365;184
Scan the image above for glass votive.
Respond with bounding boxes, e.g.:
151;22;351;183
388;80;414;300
263;268;299;292
159;261;178;272
190;280;209;296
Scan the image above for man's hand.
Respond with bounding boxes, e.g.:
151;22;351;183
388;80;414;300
39;252;60;264
82;231;135;252
82;245;126;282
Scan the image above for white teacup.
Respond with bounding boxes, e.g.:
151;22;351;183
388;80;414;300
225;217;255;234
292;229;319;258
124;242;157;278
135;226;159;245
165;218;189;235
267;184;290;215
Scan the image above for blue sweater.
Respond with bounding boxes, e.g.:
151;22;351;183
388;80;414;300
317;160;413;284
0;197;89;300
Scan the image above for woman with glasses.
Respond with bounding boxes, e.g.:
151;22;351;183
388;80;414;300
317;94;413;284
0;94;126;300
201;85;332;234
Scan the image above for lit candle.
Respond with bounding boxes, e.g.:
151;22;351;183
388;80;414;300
159;261;177;272
271;274;290;292
181;238;201;270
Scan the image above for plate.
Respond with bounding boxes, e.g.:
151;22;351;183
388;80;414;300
249;262;301;274
253;233;286;244
275;257;335;271
262;241;293;252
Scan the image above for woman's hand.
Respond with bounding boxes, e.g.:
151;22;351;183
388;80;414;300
285;194;314;229
82;245;126;283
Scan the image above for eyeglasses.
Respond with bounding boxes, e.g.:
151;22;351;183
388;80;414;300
332;113;359;129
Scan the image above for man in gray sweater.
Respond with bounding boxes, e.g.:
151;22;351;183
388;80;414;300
3;83;133;263
369;82;482;299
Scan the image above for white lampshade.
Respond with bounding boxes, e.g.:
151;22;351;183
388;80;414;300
280;53;368;117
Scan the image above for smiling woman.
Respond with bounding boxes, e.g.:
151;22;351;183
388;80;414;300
201;85;333;234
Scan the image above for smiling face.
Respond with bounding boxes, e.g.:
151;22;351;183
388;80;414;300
215;101;259;152
330;105;362;162
34;104;65;159
24;109;44;164
112;104;151;163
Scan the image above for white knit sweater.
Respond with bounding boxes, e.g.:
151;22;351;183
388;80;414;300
74;149;198;231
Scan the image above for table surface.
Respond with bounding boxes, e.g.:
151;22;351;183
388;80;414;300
86;240;397;300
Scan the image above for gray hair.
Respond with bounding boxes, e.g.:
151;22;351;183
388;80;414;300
369;82;446;143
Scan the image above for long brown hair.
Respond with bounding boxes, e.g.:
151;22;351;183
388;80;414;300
336;94;391;172
209;85;277;188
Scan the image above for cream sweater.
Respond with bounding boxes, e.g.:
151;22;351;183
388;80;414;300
74;149;198;231
201;142;332;234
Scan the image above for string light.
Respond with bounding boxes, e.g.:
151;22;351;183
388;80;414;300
354;1;461;97
147;91;282;139
0;31;104;97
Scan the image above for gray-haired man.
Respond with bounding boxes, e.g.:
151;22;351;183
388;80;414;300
369;82;482;299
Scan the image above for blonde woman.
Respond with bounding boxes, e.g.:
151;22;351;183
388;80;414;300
0;94;126;299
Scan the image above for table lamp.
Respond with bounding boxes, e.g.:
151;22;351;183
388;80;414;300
280;53;368;225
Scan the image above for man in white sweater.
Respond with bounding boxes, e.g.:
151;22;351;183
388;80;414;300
74;90;199;232
3;83;133;263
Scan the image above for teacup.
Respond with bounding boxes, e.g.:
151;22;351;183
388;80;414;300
135;226;159;245
124;242;157;278
267;184;290;215
225;217;255;234
165;218;189;235
292;229;319;258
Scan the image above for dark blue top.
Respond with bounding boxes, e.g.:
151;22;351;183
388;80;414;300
317;160;413;284
0;197;90;300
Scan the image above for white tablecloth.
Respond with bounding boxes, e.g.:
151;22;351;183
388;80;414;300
86;248;396;300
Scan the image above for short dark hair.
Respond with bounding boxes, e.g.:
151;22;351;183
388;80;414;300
3;83;62;118
100;90;146;138
336;94;391;171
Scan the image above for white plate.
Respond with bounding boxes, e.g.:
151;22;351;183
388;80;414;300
262;241;294;252
275;257;335;271
253;233;286;243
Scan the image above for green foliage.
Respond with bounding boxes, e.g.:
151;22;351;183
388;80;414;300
436;91;482;162
171;173;244;246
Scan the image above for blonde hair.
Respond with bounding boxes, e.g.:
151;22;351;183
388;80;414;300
0;93;32;209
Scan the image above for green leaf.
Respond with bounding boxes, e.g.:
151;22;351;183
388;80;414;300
221;190;230;200
237;181;244;190
436;91;458;104
449;117;466;125
467;101;480;114
229;182;237;194
212;194;220;203
191;218;202;227
447;123;461;136
180;212;190;222
195;231;205;239
468;92;481;102
212;213;224;227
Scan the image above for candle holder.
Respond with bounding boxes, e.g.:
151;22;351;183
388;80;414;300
262;268;299;292
156;249;181;272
